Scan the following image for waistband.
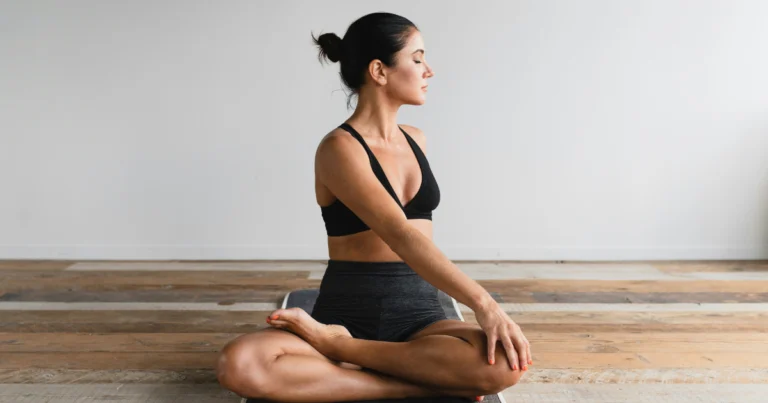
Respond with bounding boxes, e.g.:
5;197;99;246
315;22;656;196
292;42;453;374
324;259;418;276
319;259;433;297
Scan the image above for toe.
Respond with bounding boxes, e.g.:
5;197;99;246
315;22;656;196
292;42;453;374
267;309;283;320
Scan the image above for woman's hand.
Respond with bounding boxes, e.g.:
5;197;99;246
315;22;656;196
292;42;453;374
474;299;531;371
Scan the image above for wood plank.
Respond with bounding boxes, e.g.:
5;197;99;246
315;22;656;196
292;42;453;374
1;309;765;333
0;383;237;403
3;288;766;303
0;333;239;352
8;259;767;274
5;301;768;312
6;271;767;293
0;269;312;290
526;352;768;368
1;351;766;370
461;311;768;332
467;311;768;325
477;302;768;312
478;279;768;293
530;332;768;343
67;261;328;271
310;263;683;281
501;384;768;402
526;291;768;303
2;332;766;354
0;261;73;271
0;302;279;310
0;288;303;303
0;352;220;369
0;310;272;333
0;368;219;384
528;337;768;354
673;272;768;281
3;383;768;403
3;368;768;385
520;368;768;384
499;324;768;333
653;261;768;273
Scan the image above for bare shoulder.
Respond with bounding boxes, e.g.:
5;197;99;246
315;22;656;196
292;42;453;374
399;124;427;151
316;127;360;156
315;127;368;174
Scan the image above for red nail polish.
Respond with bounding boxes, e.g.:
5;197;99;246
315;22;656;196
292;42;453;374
513;364;517;370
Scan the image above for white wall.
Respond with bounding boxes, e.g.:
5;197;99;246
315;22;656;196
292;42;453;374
2;0;767;261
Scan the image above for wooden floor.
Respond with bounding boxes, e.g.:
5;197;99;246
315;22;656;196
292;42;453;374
1;260;767;402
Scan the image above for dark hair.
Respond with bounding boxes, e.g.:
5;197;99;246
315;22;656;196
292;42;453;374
312;12;418;109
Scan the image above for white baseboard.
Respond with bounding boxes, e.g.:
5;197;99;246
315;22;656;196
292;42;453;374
1;244;766;260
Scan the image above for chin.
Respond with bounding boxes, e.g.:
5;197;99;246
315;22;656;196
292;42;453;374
405;95;427;106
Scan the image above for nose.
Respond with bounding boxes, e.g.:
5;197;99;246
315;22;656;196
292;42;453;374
425;62;434;78
426;66;435;78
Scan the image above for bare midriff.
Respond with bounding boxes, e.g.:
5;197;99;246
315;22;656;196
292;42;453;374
327;220;432;262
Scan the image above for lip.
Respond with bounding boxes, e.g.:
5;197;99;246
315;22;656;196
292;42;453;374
422;86;428;90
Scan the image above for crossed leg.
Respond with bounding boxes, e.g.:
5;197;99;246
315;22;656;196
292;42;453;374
262;309;523;396
216;327;489;402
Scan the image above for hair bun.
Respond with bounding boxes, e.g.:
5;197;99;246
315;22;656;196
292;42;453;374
315;32;344;63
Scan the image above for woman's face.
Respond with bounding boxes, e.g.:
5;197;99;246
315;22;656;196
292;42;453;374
385;29;435;105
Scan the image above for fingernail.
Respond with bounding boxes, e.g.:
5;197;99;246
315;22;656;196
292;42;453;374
272;315;279;320
513;364;517;370
529;359;533;365
489;359;494;365
523;365;528;371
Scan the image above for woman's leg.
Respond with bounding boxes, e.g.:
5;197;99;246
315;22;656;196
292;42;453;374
267;308;523;396
216;328;481;402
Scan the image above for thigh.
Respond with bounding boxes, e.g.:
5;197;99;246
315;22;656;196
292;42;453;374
405;319;487;347
220;328;362;370
221;328;333;364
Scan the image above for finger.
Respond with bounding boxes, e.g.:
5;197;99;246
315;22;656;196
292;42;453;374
526;337;533;366
513;331;529;370
487;333;498;365
501;335;519;371
518;341;528;371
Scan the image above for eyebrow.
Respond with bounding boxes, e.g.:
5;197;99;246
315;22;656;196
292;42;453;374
412;49;425;55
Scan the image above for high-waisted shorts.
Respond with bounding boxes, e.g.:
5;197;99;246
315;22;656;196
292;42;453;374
310;260;448;342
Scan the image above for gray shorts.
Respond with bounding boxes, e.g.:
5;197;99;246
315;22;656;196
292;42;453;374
310;260;448;342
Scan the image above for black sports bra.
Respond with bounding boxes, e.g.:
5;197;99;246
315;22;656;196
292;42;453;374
320;122;441;237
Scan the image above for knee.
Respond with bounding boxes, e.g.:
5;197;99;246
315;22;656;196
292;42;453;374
459;332;523;394
482;365;523;394
467;344;523;395
216;338;274;398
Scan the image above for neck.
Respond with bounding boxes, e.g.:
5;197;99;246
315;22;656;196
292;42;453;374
346;87;401;143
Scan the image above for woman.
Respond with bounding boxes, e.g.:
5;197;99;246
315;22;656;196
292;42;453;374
216;12;531;402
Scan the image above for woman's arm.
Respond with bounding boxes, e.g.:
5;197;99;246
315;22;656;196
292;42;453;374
315;131;494;312
316;129;531;371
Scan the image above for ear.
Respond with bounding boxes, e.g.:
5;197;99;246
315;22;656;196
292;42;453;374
368;59;388;86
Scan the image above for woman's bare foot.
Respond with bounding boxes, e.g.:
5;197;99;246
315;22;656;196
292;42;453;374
266;307;351;359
